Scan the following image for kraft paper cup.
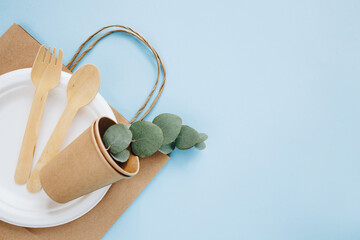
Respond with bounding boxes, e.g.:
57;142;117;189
40;117;140;203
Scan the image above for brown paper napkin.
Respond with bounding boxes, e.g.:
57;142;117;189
0;23;169;240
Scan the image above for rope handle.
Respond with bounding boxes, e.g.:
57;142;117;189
66;25;166;123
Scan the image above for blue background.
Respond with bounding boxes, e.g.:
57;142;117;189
1;0;360;239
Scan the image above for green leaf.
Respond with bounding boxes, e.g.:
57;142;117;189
175;125;200;150
197;133;208;144
102;124;132;154
159;142;175;155
153;113;182;145
130;121;164;158
195;142;206;150
110;149;130;163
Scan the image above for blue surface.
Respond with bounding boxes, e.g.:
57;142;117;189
1;0;360;239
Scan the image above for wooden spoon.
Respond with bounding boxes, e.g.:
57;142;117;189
26;64;101;193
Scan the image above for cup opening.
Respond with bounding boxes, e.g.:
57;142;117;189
94;117;139;176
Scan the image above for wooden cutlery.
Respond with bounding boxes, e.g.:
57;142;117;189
14;46;63;185
26;64;101;193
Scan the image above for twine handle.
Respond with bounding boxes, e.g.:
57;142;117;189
66;25;166;123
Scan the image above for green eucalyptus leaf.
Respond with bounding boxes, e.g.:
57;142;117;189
195;142;206;150
102;124;132;154
153;113;182;145
125;124;131;129
159;142;175;155
110;149;130;163
175;125;200;150
130;121;164;158
197;133;208;144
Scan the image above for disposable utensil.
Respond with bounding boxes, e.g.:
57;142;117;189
14;46;63;185
27;64;100;193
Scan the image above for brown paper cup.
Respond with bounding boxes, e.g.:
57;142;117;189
40;117;140;203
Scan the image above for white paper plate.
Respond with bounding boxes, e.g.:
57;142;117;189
0;68;116;228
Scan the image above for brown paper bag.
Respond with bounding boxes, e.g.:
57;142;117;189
0;23;169;240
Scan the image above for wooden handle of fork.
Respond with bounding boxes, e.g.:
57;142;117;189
14;88;49;185
27;104;77;192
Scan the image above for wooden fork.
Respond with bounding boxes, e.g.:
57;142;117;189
14;46;63;185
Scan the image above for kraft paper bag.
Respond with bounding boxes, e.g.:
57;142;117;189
0;23;169;240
